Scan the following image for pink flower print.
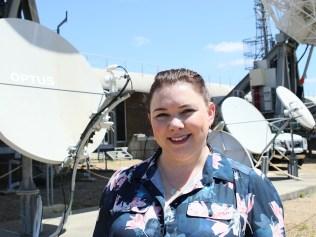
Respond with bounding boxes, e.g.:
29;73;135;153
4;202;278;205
270;223;284;237
145;206;160;220
126;213;146;231
212;153;222;169
187;201;209;218
270;201;284;227
107;170;121;191
125;205;160;232
236;193;255;216
212;221;230;237
112;196;130;212
247;194;255;214
211;203;234;220
108;170;128;191
235;193;255;233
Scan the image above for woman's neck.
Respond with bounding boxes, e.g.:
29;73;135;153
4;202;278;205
159;145;209;174
158;146;210;195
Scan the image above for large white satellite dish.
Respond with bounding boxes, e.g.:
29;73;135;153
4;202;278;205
221;97;274;154
208;130;254;168
262;0;316;45
0;18;104;164
276;86;316;129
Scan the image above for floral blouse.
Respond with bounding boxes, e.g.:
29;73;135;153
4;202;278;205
93;149;285;237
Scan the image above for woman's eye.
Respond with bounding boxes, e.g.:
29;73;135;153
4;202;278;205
155;113;169;118
182;109;195;114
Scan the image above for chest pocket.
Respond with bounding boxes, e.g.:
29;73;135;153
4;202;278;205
187;201;236;220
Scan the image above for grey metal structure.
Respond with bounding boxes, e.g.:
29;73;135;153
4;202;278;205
216;0;311;178
243;0;273;67
0;0;39;22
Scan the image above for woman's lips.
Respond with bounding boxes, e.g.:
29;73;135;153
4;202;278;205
168;134;191;144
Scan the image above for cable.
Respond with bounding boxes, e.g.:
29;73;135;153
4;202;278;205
0;82;104;95
85;169;111;180
0;228;20;236
0;165;21;180
297;44;309;64
49;66;132;237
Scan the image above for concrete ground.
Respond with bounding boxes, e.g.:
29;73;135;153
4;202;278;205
1;156;316;237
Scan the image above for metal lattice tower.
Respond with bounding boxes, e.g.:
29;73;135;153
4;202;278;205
243;0;274;69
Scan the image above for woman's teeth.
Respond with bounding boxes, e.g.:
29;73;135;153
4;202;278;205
170;135;189;142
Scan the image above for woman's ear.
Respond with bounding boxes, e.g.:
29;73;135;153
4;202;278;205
207;102;216;126
147;113;151;125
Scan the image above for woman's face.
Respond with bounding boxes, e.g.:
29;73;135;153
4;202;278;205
149;81;215;161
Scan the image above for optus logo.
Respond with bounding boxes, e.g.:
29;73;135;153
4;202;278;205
10;72;55;87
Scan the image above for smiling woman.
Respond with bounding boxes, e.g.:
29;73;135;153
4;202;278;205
148;70;215;172
93;68;286;237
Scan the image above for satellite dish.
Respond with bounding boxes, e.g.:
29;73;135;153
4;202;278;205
0;18;104;164
262;0;316;45
221;97;274;154
208;130;254;168
276;86;316;129
94;68;154;94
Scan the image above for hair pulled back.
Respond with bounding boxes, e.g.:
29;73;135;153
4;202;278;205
148;68;210;109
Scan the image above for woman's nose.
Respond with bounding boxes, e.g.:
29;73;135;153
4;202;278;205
169;117;184;130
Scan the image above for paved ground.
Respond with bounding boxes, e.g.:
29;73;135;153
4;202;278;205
1;156;316;237
268;158;316;201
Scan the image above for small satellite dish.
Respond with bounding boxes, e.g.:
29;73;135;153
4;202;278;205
276;86;315;130
221;97;274;154
93;68;154;94
0;18;104;164
208;130;254;168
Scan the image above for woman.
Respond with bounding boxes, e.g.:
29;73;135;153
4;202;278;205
93;68;285;237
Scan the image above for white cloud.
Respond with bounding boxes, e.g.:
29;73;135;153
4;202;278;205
206;41;244;53
133;36;150;47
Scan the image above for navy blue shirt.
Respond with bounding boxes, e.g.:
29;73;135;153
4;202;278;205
93;150;285;237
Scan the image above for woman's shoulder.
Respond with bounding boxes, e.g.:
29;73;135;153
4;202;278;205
106;156;156;192
215;151;268;183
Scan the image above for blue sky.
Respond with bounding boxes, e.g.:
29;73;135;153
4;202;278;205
36;0;316;96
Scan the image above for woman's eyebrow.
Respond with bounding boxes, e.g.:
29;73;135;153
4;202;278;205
152;107;167;112
179;104;192;108
153;104;194;112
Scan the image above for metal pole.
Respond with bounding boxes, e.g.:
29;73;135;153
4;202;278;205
288;122;298;177
16;156;41;236
301;46;314;80
50;165;54;205
46;164;51;206
56;11;68;35
261;153;269;175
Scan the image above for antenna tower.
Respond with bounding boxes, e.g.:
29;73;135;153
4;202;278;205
243;0;274;69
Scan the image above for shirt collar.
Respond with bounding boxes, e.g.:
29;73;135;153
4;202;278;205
202;152;234;185
136;148;234;185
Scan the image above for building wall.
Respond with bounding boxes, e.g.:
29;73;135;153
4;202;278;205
125;92;153;143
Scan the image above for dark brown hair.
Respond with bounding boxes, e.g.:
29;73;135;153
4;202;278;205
148;68;210;109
